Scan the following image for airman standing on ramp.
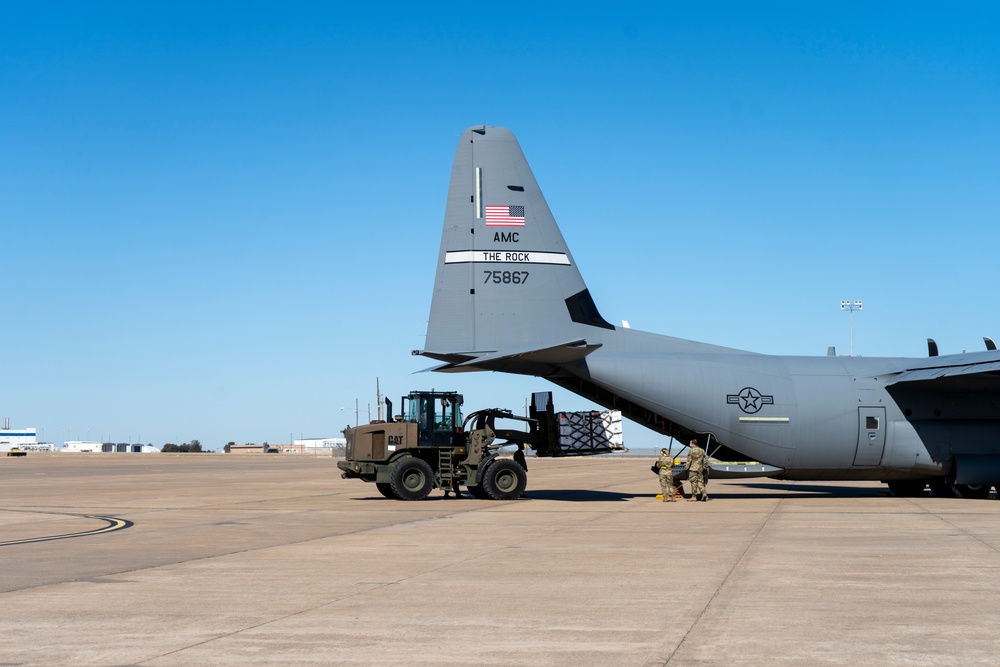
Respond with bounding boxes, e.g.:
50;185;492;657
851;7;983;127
657;448;676;502
686;439;709;502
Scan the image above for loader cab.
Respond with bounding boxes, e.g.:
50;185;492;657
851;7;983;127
404;391;464;447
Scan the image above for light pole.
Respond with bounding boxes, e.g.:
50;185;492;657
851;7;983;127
840;299;863;356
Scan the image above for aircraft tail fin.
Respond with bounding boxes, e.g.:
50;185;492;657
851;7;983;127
417;126;613;366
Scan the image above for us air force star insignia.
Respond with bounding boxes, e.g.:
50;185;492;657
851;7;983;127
726;387;774;414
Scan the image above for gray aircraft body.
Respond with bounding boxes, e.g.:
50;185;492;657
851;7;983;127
414;125;1000;498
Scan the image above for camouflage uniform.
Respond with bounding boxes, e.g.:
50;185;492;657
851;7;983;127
657;450;676;501
686;442;708;501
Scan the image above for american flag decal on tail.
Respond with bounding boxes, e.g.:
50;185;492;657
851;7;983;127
485;204;525;226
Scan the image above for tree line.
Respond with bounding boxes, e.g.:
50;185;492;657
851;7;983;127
160;440;203;453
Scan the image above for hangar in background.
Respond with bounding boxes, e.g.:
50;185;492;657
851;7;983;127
227;438;345;455
61;441;160;453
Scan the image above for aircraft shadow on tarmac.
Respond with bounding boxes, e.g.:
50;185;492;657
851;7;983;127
521;485;885;501
723;482;886;498
364;485;890;503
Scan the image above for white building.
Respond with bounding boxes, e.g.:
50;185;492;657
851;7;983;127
275;437;346;454
61;441;160;453
0;423;37;452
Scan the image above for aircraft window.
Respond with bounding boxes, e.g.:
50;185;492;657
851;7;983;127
866;416;880;430
507;185;524;191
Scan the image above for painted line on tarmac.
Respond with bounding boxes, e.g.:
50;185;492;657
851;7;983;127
0;510;134;547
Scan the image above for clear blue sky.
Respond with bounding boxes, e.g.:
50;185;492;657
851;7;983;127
3;3;998;449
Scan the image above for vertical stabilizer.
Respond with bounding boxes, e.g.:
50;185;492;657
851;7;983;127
422;126;611;359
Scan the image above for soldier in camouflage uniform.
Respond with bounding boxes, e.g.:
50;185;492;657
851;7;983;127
685;438;709;501
656;448;676;502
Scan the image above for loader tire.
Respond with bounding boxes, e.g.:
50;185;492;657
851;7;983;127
390;457;434;501
482;459;527;500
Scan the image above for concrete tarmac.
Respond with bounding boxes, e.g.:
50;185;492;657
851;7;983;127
2;454;1000;666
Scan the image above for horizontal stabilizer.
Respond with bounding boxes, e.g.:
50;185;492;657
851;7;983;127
415;339;601;374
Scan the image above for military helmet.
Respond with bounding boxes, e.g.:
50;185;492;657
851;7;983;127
660;448;669;454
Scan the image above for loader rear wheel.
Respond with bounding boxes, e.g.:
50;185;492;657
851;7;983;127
390;457;434;501
376;482;398;499
482;459;527;500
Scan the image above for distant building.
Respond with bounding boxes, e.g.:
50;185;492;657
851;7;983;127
289;437;346;454
227;443;282;455
226;438;345;455
61;441;102;453
0;422;37;452
61;441;160;453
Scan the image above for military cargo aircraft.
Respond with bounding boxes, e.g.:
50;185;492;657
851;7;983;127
414;125;1000;499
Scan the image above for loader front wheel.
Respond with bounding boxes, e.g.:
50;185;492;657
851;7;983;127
482;459;527;500
390;458;434;501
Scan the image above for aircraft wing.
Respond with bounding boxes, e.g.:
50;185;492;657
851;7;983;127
415;339;601;374
886;358;1000;385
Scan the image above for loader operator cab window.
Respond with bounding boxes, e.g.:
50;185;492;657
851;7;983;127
407;394;464;447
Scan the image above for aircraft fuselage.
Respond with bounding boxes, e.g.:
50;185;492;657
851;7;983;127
562;327;1000;480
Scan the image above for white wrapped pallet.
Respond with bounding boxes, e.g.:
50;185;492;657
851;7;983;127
555;409;625;453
